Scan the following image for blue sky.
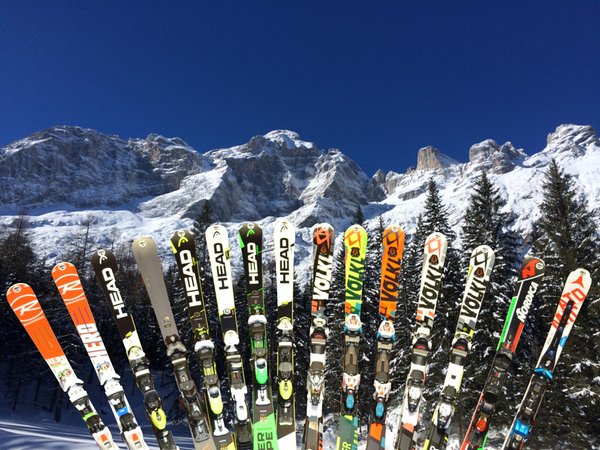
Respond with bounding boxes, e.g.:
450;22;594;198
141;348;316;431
1;1;599;174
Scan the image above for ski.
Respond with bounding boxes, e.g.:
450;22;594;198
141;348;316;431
365;225;405;450
205;224;253;450
132;236;216;450
238;222;278;450
6;283;118;450
422;244;495;450
91;248;179;450
461;257;546;450
301;223;335;450
336;224;368;450
273;220;296;448
394;232;448;450
502;268;591;450
170;229;237;450
52;262;150;450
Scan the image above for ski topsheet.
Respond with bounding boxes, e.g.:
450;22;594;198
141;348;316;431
502;268;591;450
170;229;237;450
6;283;118;450
366;225;405;450
91;248;178;450
336;224;368;450
395;232;448;450
461;257;546;450
273;220;296;448
52;262;149;450
132;237;216;450
238;223;278;450
422;245;495;450
302;223;335;450
205;224;252;450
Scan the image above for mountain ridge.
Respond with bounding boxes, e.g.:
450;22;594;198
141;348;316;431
0;123;598;280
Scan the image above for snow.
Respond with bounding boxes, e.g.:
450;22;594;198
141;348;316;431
0;403;197;449
263;129;315;150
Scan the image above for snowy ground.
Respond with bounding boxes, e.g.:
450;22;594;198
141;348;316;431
0;406;197;450
0;410;515;450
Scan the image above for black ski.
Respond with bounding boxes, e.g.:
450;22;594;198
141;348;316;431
91;248;178;450
170;229;237;450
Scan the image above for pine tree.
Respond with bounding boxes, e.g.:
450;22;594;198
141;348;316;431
459;171;521;432
526;160;600;448
192;201;214;268
0;216;53;414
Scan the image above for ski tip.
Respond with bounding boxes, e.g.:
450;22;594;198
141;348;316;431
6;282;32;298
425;232;448;256
132;236;155;248
470;244;495;272
206;223;227;239
471;244;494;255
90;248;116;267
345;223;366;234
567;267;592;294
427;231;446;240
519;256;546;280
51;261;76;274
275;218;296;230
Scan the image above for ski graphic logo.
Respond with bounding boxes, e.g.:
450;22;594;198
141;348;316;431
552;286;586;328
516;281;538;323
278;236;291;284
56;279;86;305
345;257;365;301
256;430;276;448
175;229;189;247
211;242;230;291
459;247;492;324
379;254;401;302
76;323;109;359
96;249;107;263
426;234;444;256
178;249;202;307
416;262;444;324
461;276;487;322
315;228;333;252
521;259;538;278
313;253;333;300
9;290;44;326
246;242;260;285
100;267;128;319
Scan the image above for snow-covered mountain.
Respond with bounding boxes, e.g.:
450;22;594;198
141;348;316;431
1;124;599;278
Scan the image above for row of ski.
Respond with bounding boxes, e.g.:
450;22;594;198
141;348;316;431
4;221;592;450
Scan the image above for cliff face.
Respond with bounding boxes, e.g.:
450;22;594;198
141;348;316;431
416;145;459;171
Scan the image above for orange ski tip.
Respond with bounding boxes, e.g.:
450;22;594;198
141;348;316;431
403;423;415;433
7;283;34;302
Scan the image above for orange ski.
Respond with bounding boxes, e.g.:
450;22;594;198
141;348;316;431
6;282;117;449
52;262;149;450
366;225;405;450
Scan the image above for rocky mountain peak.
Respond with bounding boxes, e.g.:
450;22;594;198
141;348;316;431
263;129;316;150
416;145;458;171
469;139;526;173
546;124;599;156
